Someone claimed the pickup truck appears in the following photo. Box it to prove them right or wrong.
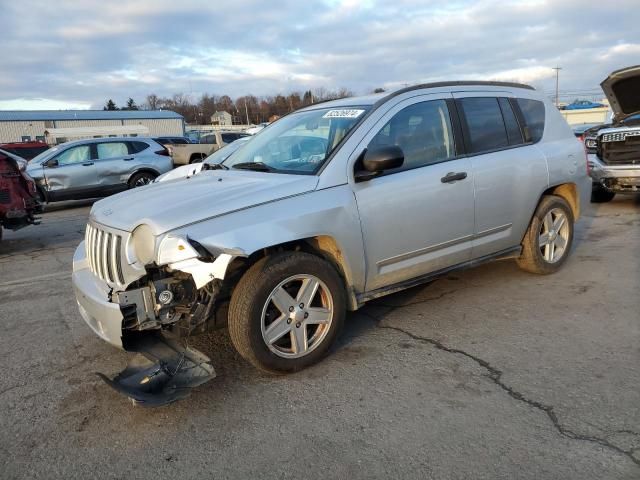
[168,131,249,165]
[586,65,640,202]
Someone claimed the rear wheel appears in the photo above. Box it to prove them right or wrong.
[228,252,345,373]
[128,171,156,188]
[517,195,574,274]
[590,184,616,203]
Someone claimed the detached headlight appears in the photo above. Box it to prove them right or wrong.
[128,224,156,266]
[157,236,201,265]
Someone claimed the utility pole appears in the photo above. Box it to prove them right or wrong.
[553,67,562,107]
[244,99,250,126]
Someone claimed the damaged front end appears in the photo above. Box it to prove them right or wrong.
[74,223,238,406]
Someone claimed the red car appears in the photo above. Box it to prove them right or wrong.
[0,148,41,241]
[0,141,49,160]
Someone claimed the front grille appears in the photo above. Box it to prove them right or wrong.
[85,223,125,285]
[0,189,10,204]
[599,132,640,166]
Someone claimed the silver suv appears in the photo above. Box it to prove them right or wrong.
[27,137,173,202]
[72,82,590,405]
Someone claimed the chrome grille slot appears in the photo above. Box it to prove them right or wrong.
[85,222,125,286]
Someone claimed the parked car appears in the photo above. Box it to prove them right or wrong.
[72,81,589,405]
[27,137,172,203]
[155,136,251,183]
[0,148,41,241]
[0,141,49,160]
[169,131,248,165]
[587,65,640,202]
[561,99,605,110]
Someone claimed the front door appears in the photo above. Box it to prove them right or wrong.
[352,96,475,292]
[43,144,98,201]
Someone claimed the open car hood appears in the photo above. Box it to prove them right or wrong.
[601,65,640,123]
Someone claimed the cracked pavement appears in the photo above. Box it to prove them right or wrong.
[0,197,638,479]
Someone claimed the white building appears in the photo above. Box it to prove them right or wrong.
[0,110,185,144]
[210,111,232,126]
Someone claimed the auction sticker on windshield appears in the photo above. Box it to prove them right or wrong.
[323,109,365,119]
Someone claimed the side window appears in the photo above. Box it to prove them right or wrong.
[55,145,91,166]
[498,98,524,145]
[367,99,455,171]
[516,98,545,143]
[97,142,128,159]
[200,134,216,145]
[458,97,508,153]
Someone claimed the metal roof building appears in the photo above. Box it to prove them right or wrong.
[0,110,185,144]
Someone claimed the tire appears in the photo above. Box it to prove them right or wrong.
[590,184,616,203]
[128,171,156,188]
[228,252,346,373]
[517,195,574,275]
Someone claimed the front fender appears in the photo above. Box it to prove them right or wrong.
[168,186,366,306]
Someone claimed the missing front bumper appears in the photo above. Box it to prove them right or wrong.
[97,332,216,407]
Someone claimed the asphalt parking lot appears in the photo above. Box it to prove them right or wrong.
[0,197,638,479]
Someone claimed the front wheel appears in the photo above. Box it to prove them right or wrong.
[228,252,346,373]
[517,195,574,274]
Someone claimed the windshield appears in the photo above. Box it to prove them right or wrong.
[224,106,370,174]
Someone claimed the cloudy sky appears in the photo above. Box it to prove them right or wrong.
[1,0,638,110]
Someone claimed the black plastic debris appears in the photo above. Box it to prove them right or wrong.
[97,332,215,407]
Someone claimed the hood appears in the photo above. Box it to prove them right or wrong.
[600,65,640,123]
[90,170,319,234]
[155,163,204,183]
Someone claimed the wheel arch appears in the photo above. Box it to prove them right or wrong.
[542,182,579,219]
[225,235,359,311]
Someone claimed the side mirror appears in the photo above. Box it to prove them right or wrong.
[45,159,59,168]
[355,146,404,182]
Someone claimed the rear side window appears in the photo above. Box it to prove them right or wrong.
[97,142,128,159]
[458,97,509,153]
[498,98,524,146]
[516,98,545,143]
[200,134,217,145]
[129,141,150,153]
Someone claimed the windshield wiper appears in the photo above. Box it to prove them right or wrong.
[202,163,228,170]
[232,162,276,172]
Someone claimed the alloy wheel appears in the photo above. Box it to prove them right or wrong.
[538,208,570,263]
[260,274,334,358]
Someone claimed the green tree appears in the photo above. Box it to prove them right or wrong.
[124,98,139,110]
[103,99,118,110]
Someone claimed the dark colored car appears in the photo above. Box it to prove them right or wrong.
[0,148,41,241]
[0,141,49,160]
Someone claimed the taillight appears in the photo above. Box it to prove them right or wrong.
[155,148,171,156]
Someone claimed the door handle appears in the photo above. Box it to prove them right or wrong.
[82,162,94,166]
[441,171,467,183]
[123,157,134,161]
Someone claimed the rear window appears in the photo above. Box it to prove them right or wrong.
[458,97,509,153]
[516,98,545,143]
[129,141,150,153]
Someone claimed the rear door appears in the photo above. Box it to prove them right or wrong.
[453,93,547,257]
[43,144,98,201]
[93,141,134,193]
